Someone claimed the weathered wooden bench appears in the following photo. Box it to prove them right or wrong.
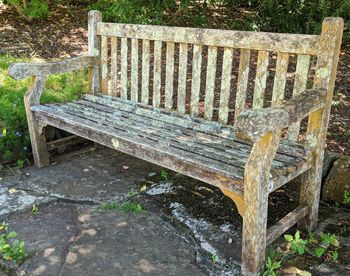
[9,11,343,275]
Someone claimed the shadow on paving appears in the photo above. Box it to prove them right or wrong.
[0,146,349,275]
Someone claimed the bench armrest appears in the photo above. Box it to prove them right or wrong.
[8,56,94,80]
[235,88,327,142]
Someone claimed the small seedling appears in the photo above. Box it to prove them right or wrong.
[160,169,169,181]
[343,191,350,205]
[16,159,25,169]
[126,189,138,197]
[31,204,38,214]
[331,251,339,262]
[263,256,281,276]
[211,254,218,263]
[284,230,307,255]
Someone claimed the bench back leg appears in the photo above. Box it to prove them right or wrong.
[24,76,49,168]
[242,131,281,275]
[298,18,343,230]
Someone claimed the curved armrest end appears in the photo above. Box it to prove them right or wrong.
[235,108,289,142]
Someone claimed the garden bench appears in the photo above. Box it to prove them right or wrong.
[8,11,343,275]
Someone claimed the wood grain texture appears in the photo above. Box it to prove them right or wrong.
[190,44,202,116]
[100,35,108,94]
[165,42,175,110]
[204,46,217,120]
[253,51,269,109]
[235,89,327,142]
[178,43,188,114]
[88,10,102,94]
[299,18,343,231]
[271,52,289,106]
[110,36,118,97]
[24,76,49,167]
[218,47,233,124]
[242,131,281,275]
[266,205,308,245]
[97,22,319,55]
[235,49,250,122]
[153,40,162,107]
[8,56,94,80]
[141,39,150,104]
[288,54,310,141]
[120,37,128,99]
[131,38,139,101]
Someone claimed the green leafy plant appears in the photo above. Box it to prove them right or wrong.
[284,230,308,255]
[7,0,49,21]
[160,169,170,181]
[343,191,350,205]
[0,222,27,263]
[16,159,25,169]
[263,256,281,276]
[101,201,145,213]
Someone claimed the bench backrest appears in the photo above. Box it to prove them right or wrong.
[87,11,343,142]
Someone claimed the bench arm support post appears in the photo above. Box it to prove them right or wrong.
[241,130,281,275]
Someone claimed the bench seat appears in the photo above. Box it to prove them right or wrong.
[32,94,311,196]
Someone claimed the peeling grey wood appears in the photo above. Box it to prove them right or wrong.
[88,10,102,94]
[235,88,327,142]
[190,44,202,116]
[8,56,94,80]
[141,39,150,104]
[97,23,319,55]
[288,54,311,141]
[204,46,217,120]
[271,52,289,106]
[131,38,139,101]
[110,37,118,97]
[153,41,162,108]
[234,49,250,123]
[218,47,233,124]
[266,205,308,245]
[165,42,175,110]
[120,37,128,100]
[100,35,108,94]
[177,43,188,114]
[24,76,49,167]
[253,51,269,109]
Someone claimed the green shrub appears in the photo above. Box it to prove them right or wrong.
[255,0,350,40]
[6,0,49,21]
[0,55,88,164]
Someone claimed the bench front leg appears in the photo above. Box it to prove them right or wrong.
[24,76,49,167]
[241,130,280,275]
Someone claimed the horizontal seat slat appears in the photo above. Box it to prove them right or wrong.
[97,23,319,55]
[69,99,297,168]
[32,95,310,189]
[84,94,307,159]
[32,104,245,195]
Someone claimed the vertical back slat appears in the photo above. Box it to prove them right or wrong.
[253,50,269,108]
[235,49,251,122]
[165,42,175,110]
[120,37,128,99]
[141,39,150,104]
[271,52,289,106]
[100,35,108,94]
[190,44,202,116]
[110,37,118,97]
[153,40,162,107]
[218,47,233,124]
[288,54,311,141]
[130,38,138,101]
[204,46,218,120]
[178,43,188,114]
